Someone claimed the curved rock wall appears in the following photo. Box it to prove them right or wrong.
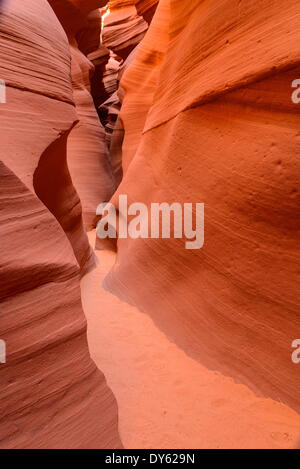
[68,43,115,231]
[135,0,158,23]
[96,0,159,192]
[48,0,116,231]
[105,0,300,412]
[0,0,121,448]
[104,1,148,60]
[113,0,169,173]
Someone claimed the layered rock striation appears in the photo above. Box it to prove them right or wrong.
[0,0,121,449]
[105,0,300,412]
[48,0,116,231]
[104,1,148,60]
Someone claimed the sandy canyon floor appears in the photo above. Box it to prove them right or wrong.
[81,231,300,449]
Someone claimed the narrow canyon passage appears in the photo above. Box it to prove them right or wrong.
[81,232,300,449]
[1,0,300,450]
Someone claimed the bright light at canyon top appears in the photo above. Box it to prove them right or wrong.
[100,6,110,41]
[101,6,111,25]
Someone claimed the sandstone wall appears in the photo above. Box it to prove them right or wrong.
[0,0,121,448]
[48,0,116,231]
[105,0,300,412]
[104,1,148,60]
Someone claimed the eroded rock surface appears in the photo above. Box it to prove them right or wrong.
[0,0,121,449]
[48,0,116,231]
[105,0,300,413]
[104,1,148,60]
[135,0,158,24]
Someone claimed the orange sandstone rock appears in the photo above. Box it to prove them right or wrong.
[68,43,115,231]
[135,0,158,24]
[104,3,148,60]
[48,0,116,231]
[105,0,300,412]
[77,8,103,56]
[0,0,121,448]
[114,0,169,172]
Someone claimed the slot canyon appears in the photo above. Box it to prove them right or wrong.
[0,0,300,450]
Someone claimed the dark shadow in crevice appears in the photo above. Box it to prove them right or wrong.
[33,129,95,274]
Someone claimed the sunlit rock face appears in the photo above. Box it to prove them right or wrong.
[105,0,300,412]
[0,0,121,449]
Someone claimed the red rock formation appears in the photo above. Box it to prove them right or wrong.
[0,0,121,448]
[89,45,111,109]
[77,8,103,56]
[104,1,148,60]
[49,0,107,29]
[96,1,159,190]
[73,5,110,113]
[95,1,159,193]
[135,0,158,24]
[48,0,116,231]
[113,0,168,173]
[104,0,300,413]
[68,43,115,231]
[99,91,121,146]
